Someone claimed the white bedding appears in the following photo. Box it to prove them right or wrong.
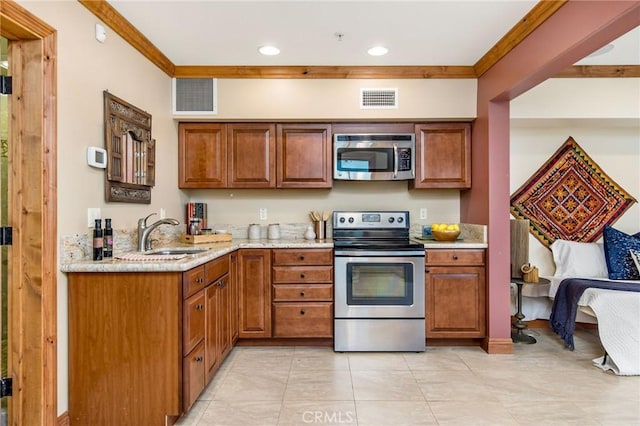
[514,276,640,375]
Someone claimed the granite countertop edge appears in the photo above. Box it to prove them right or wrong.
[61,238,487,273]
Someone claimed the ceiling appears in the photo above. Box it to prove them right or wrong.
[107,0,639,68]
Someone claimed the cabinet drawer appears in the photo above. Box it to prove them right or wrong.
[273,284,333,302]
[205,255,229,284]
[272,303,333,337]
[183,266,206,299]
[272,249,333,266]
[426,249,484,266]
[183,340,205,411]
[272,266,333,283]
[183,291,205,355]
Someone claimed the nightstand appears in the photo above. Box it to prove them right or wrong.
[511,277,551,344]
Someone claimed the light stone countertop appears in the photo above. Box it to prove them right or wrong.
[61,234,487,273]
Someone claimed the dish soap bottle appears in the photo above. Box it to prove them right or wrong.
[103,218,113,259]
[92,219,103,261]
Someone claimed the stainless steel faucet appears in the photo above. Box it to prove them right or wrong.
[137,213,180,251]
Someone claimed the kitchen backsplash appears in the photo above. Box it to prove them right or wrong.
[60,222,486,263]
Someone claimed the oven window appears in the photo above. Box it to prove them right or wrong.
[336,148,393,172]
[346,263,414,305]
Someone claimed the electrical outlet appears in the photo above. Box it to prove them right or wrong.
[420,208,428,220]
[259,208,267,221]
[87,207,101,227]
[160,208,166,219]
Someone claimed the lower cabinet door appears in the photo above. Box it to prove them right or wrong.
[272,303,333,337]
[183,341,205,411]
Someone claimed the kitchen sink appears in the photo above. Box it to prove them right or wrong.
[145,248,209,255]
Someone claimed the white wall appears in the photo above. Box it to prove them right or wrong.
[511,79,640,276]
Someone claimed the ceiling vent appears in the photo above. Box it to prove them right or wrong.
[360,88,398,109]
[172,78,217,115]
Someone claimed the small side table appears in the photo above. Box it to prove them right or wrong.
[511,277,551,344]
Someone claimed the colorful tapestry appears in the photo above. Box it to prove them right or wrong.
[510,137,636,248]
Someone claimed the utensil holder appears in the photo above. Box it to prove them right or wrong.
[314,221,326,240]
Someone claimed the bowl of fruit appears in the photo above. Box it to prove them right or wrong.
[431,223,461,241]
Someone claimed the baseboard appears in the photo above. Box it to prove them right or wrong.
[57,411,70,426]
[482,337,514,354]
[236,338,333,347]
[512,317,599,330]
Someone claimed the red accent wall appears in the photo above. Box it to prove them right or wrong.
[462,1,640,351]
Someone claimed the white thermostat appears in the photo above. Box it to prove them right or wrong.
[87,146,107,169]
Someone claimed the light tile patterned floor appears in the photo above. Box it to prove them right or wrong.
[176,327,640,425]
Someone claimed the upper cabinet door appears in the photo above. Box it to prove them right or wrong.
[276,124,332,189]
[412,123,471,189]
[178,123,227,188]
[227,124,276,188]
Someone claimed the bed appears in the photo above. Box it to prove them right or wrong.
[513,229,640,375]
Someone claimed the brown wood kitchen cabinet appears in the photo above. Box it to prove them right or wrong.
[271,249,334,337]
[238,249,272,338]
[179,122,332,189]
[411,122,471,189]
[67,253,236,425]
[178,122,227,188]
[276,123,332,188]
[425,249,486,338]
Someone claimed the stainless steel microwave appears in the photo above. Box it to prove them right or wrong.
[333,133,415,181]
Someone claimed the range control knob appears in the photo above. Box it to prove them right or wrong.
[339,217,346,223]
[388,217,395,223]
[397,216,404,223]
[348,217,354,223]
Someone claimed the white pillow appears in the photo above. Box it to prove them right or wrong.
[550,240,609,278]
[631,249,640,276]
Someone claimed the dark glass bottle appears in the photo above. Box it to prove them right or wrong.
[103,218,113,258]
[93,219,103,261]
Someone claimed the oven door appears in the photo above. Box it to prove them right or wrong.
[334,252,425,319]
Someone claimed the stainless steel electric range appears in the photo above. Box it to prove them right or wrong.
[333,211,426,352]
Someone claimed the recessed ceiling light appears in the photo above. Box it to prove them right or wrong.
[367,46,388,56]
[258,45,280,56]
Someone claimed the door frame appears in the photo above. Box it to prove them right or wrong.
[0,1,57,425]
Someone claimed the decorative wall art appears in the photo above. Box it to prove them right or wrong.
[103,91,156,203]
[510,137,636,248]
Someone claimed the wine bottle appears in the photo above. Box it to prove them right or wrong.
[103,218,113,258]
[93,219,103,261]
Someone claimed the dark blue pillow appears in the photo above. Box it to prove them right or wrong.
[603,225,640,280]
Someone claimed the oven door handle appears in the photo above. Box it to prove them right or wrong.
[393,144,399,178]
[335,250,425,257]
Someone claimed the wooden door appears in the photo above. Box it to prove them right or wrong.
[0,6,58,425]
[276,123,332,188]
[238,249,272,337]
[178,123,227,188]
[412,123,471,189]
[227,123,276,188]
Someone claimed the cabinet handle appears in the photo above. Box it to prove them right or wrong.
[300,309,305,315]
[300,291,305,297]
[195,356,203,362]
[196,304,204,311]
[300,273,305,279]
[452,255,459,260]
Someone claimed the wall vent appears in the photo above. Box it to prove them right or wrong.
[172,78,217,115]
[360,88,398,109]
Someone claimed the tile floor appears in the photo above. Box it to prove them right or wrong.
[176,326,640,425]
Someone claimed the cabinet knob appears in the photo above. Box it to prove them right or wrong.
[195,356,203,362]
[452,255,458,260]
[196,304,204,311]
[299,256,305,261]
[300,309,305,315]
[300,291,305,297]
[300,273,305,279]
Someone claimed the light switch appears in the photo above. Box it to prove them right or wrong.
[87,208,101,228]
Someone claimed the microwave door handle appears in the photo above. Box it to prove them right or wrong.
[393,144,398,178]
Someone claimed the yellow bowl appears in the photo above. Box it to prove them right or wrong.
[432,229,461,241]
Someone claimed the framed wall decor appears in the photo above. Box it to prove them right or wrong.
[103,91,156,203]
